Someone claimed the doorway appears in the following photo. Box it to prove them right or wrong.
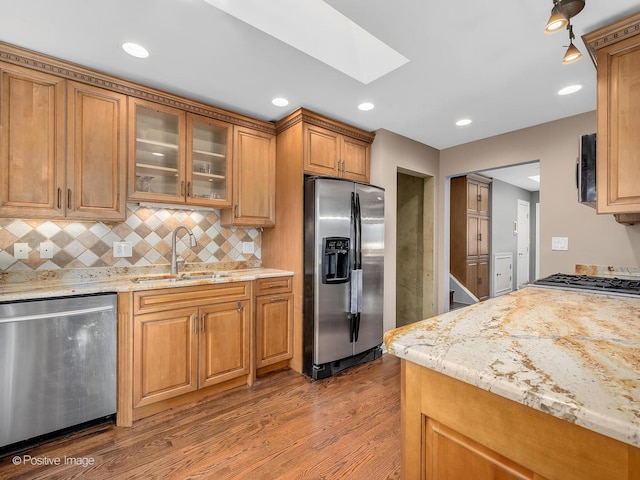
[396,171,434,327]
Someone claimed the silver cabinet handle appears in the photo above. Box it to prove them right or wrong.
[192,314,197,334]
[201,313,205,332]
[237,300,242,312]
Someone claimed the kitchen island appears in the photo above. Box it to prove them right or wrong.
[384,286,640,480]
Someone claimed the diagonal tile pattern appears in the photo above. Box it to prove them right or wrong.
[0,204,261,271]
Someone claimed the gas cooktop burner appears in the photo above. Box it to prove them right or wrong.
[532,273,640,296]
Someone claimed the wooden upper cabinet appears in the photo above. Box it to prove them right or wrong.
[128,98,187,204]
[303,123,340,177]
[67,81,127,221]
[0,63,126,221]
[341,135,370,182]
[128,98,234,208]
[303,120,372,183]
[221,126,276,227]
[0,62,65,218]
[583,12,640,216]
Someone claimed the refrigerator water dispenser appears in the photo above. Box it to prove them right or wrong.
[322,237,350,284]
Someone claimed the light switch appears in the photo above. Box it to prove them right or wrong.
[40,242,55,259]
[551,237,569,251]
[14,243,29,259]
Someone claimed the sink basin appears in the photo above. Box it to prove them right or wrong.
[130,272,231,284]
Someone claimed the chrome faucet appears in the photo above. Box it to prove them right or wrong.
[171,226,197,275]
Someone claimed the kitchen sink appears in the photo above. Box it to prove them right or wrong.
[131,272,231,284]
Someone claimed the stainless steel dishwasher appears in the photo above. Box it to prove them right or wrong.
[0,293,117,452]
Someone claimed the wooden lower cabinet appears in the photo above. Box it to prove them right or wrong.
[401,360,639,480]
[133,308,198,407]
[255,277,294,371]
[199,300,251,388]
[128,283,253,417]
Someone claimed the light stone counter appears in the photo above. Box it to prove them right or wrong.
[0,263,293,302]
[384,286,640,448]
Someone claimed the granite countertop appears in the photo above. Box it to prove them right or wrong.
[0,264,293,302]
[384,286,640,448]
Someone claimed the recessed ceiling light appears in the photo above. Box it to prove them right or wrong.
[272,97,289,107]
[456,119,472,126]
[122,42,149,59]
[558,84,582,95]
[358,102,375,111]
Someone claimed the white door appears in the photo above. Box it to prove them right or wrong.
[517,200,530,289]
[494,253,513,296]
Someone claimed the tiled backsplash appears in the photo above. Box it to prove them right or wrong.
[0,204,260,272]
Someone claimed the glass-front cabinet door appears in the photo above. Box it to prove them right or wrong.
[186,115,232,207]
[128,98,186,203]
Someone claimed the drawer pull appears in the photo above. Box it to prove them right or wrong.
[267,284,286,289]
[270,297,286,303]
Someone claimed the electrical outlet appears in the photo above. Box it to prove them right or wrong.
[39,242,55,259]
[113,241,133,258]
[14,243,29,259]
[242,242,254,254]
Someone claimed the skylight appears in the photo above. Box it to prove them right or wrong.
[203,0,409,84]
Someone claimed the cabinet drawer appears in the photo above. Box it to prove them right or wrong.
[134,282,252,315]
[255,276,293,296]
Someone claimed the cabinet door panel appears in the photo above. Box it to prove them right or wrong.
[467,181,479,213]
[256,293,293,368]
[478,259,490,300]
[303,123,340,176]
[425,419,535,480]
[467,216,479,257]
[186,113,232,208]
[128,98,186,203]
[0,63,65,218]
[479,184,490,214]
[341,136,370,183]
[597,40,640,212]
[199,300,251,388]
[466,261,478,298]
[228,126,275,226]
[133,308,198,407]
[66,81,127,221]
[479,217,490,256]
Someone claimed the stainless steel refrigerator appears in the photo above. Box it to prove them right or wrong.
[304,177,384,380]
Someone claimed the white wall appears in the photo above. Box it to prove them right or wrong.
[370,129,439,333]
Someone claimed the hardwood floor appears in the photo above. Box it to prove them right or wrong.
[1,354,401,480]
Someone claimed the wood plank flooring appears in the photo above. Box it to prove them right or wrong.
[1,354,401,480]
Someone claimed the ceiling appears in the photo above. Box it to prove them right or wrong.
[1,1,638,150]
[479,162,541,192]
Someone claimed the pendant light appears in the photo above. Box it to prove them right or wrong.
[562,24,583,64]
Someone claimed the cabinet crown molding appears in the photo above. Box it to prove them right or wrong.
[275,108,375,144]
[582,11,640,66]
[0,41,275,135]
